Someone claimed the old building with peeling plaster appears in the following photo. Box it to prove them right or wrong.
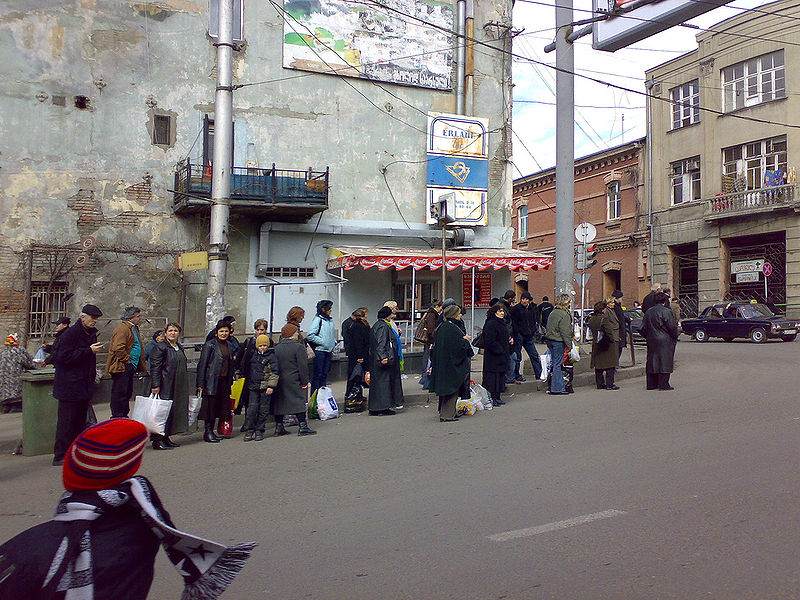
[0,0,519,348]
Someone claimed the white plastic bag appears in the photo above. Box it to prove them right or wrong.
[187,395,202,427]
[315,386,339,421]
[570,342,581,362]
[539,352,550,381]
[470,383,492,409]
[131,394,173,435]
[34,347,46,363]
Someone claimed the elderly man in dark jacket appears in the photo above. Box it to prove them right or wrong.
[368,306,403,416]
[51,304,104,466]
[509,292,542,382]
[641,292,679,390]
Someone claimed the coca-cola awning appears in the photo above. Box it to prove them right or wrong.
[326,246,552,272]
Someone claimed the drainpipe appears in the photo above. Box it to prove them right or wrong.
[464,0,474,116]
[646,78,655,284]
[455,0,466,115]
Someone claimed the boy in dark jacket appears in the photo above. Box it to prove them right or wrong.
[243,335,280,441]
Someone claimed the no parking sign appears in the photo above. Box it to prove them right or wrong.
[762,262,773,277]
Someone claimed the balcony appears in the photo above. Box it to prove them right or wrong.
[173,161,329,222]
[704,184,800,221]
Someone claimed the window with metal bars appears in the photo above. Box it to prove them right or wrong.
[260,267,314,278]
[29,282,69,337]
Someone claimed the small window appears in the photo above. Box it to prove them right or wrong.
[153,114,171,146]
[517,205,528,240]
[29,282,69,337]
[261,266,315,278]
[606,181,621,221]
[670,80,700,129]
[670,156,701,205]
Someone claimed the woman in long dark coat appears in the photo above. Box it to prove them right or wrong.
[368,306,403,416]
[430,304,473,421]
[271,323,315,436]
[149,322,189,449]
[342,307,370,397]
[588,301,619,390]
[196,320,235,443]
[641,292,680,390]
[482,303,510,406]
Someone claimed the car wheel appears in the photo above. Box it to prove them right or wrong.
[782,334,797,342]
[694,329,708,342]
[722,337,734,343]
[749,327,766,343]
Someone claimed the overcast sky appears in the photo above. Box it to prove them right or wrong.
[510,0,767,177]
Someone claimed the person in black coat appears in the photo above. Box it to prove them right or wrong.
[641,292,679,390]
[611,289,631,359]
[196,320,235,443]
[641,284,662,314]
[430,304,473,421]
[43,317,70,366]
[233,319,269,425]
[368,306,403,416]
[342,307,370,398]
[149,323,189,450]
[51,304,104,466]
[482,303,511,406]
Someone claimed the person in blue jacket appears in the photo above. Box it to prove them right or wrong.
[306,299,337,397]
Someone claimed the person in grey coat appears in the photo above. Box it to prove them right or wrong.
[271,323,316,436]
[641,292,680,390]
[368,306,403,416]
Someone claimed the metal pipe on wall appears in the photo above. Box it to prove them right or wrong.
[646,78,655,284]
[464,0,475,116]
[455,0,466,115]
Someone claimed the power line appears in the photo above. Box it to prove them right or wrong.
[515,99,645,109]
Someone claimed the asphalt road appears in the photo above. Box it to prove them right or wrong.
[2,338,799,599]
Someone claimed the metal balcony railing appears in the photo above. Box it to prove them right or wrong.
[173,161,329,210]
[705,183,798,220]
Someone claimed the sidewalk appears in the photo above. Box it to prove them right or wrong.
[0,355,644,455]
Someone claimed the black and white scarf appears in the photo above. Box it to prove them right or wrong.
[43,475,255,600]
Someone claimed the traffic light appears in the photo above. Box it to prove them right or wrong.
[575,245,586,270]
[584,244,598,269]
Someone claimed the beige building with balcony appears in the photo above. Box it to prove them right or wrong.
[645,0,800,318]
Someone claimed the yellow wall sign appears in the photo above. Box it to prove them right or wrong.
[178,251,209,271]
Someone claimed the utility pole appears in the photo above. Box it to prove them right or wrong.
[553,0,575,302]
[206,0,235,333]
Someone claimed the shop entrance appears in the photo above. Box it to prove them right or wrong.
[726,231,786,312]
[670,242,698,318]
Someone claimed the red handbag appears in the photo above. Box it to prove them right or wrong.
[217,396,236,436]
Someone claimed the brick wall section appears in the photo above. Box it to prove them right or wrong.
[67,189,105,237]
[125,181,152,204]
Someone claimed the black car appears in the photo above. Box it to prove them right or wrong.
[680,302,799,343]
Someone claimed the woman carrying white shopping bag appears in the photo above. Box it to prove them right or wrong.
[148,322,189,450]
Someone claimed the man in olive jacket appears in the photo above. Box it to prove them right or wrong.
[106,306,147,418]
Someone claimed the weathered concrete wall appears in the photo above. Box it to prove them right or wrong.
[0,0,515,344]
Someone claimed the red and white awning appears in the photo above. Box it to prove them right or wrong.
[326,246,552,272]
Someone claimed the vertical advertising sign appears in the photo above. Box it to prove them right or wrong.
[426,113,489,226]
[462,271,492,307]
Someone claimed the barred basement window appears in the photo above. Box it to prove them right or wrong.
[29,282,69,337]
[261,267,315,278]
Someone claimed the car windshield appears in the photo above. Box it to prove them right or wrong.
[739,304,774,319]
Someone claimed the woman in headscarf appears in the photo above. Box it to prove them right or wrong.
[430,304,473,421]
[149,322,189,449]
[368,306,404,416]
[482,303,510,406]
[341,307,370,398]
[641,291,680,390]
[544,293,574,395]
[588,301,619,390]
[196,319,235,443]
[0,418,255,599]
[272,323,316,436]
[0,333,34,413]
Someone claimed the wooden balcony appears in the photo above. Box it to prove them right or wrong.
[173,161,329,222]
[704,184,799,221]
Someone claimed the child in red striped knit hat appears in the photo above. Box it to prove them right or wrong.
[0,419,255,599]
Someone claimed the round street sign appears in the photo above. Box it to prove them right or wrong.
[575,222,597,243]
[763,261,773,277]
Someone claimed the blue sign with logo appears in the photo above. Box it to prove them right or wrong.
[427,155,489,190]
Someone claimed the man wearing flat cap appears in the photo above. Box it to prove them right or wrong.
[106,306,147,418]
[51,304,104,465]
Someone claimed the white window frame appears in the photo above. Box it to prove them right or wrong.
[606,181,621,221]
[722,135,787,191]
[670,80,700,129]
[722,50,785,112]
[670,156,701,205]
[517,205,528,240]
